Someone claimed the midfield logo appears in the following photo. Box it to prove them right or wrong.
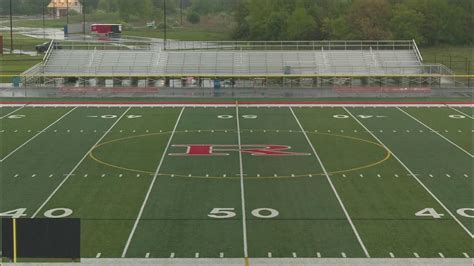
[169,144,310,156]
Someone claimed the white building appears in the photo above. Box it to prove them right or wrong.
[48,0,83,17]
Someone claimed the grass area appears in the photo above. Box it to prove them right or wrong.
[12,13,122,28]
[0,54,42,82]
[1,33,48,51]
[0,104,472,260]
[421,46,474,61]
[11,13,231,41]
[11,18,68,29]
[420,46,474,74]
[123,27,231,41]
[0,33,45,81]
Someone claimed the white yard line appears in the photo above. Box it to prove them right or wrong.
[0,105,27,119]
[236,103,249,260]
[121,107,185,258]
[31,107,131,218]
[397,107,473,158]
[0,107,78,162]
[289,107,370,258]
[446,105,474,119]
[344,107,474,238]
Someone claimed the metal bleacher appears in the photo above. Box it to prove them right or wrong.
[44,50,159,75]
[39,40,436,77]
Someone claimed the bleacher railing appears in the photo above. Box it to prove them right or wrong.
[412,39,423,63]
[51,40,418,52]
[54,41,152,51]
[163,40,417,51]
[42,40,55,71]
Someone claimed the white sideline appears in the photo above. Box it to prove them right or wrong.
[289,107,370,258]
[121,107,185,258]
[1,103,473,108]
[3,258,474,266]
[31,107,132,218]
[235,103,249,259]
[446,105,474,119]
[397,107,474,158]
[343,107,474,239]
[0,107,78,162]
[0,104,27,119]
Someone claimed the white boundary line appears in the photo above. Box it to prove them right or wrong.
[0,107,78,162]
[343,107,474,239]
[121,107,185,258]
[235,103,249,260]
[0,103,473,108]
[397,107,473,158]
[289,107,370,258]
[80,258,473,265]
[446,105,474,119]
[31,107,132,218]
[0,104,27,119]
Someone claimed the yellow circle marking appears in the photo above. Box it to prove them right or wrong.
[88,129,391,179]
[89,131,171,175]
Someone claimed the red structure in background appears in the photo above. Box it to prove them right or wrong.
[90,24,122,36]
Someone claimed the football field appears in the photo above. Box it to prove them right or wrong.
[0,102,473,261]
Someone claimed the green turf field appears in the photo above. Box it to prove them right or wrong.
[0,103,472,261]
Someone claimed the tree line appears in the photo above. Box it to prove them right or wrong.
[232,0,473,46]
[0,0,237,25]
[0,0,101,15]
[96,0,237,22]
[2,0,472,46]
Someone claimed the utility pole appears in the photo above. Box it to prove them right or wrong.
[164,0,167,50]
[66,0,69,25]
[42,0,45,39]
[82,0,86,39]
[9,0,13,54]
[180,0,183,25]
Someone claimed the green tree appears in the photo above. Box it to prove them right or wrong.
[98,0,119,12]
[407,0,461,45]
[266,12,287,40]
[286,5,316,40]
[116,0,154,21]
[191,0,237,15]
[245,0,274,40]
[346,0,392,39]
[390,4,425,44]
[79,0,100,13]
[187,11,200,24]
[231,0,250,39]
[321,16,351,40]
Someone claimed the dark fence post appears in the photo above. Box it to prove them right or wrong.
[468,60,471,88]
[465,58,469,74]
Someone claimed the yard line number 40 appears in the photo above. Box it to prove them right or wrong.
[0,208,73,218]
[416,208,474,219]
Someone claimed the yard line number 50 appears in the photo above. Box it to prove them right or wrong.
[208,208,279,219]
